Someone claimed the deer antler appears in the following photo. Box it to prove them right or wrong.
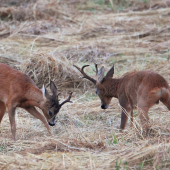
[59,92,73,107]
[94,63,98,75]
[73,65,96,84]
[48,92,73,122]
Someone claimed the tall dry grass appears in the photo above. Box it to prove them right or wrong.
[0,0,170,169]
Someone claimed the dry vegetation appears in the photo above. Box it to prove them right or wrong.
[1,0,170,169]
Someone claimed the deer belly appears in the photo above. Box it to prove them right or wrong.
[0,94,7,103]
[0,89,8,103]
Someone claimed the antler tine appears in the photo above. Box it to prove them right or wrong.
[49,92,73,122]
[59,92,73,107]
[73,65,96,84]
[94,63,98,75]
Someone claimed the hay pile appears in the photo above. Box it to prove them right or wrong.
[20,53,82,88]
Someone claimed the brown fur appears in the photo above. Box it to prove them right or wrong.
[74,64,170,130]
[99,70,170,129]
[0,63,72,140]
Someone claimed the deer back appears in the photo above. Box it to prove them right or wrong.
[117,71,169,107]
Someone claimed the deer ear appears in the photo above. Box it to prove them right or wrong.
[105,65,114,78]
[97,66,105,83]
[42,84,51,100]
[50,81,58,100]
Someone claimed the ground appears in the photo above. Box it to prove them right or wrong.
[0,0,170,169]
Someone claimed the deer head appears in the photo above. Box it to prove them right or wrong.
[74,64,115,110]
[42,81,73,126]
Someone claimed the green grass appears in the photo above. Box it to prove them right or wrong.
[115,159,122,170]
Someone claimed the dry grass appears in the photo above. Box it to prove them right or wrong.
[1,0,170,169]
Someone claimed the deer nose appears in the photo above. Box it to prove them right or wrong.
[101,104,106,109]
[48,122,56,126]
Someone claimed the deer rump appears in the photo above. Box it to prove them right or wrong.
[74,64,170,130]
[118,70,170,130]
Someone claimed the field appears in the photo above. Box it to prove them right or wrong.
[1,0,170,169]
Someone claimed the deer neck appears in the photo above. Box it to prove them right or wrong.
[108,78,121,98]
[25,86,51,120]
[26,86,46,108]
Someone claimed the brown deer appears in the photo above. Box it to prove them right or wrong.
[0,63,73,140]
[74,63,170,130]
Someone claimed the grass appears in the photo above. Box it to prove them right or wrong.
[0,0,170,169]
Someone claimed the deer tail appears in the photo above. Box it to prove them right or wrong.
[149,87,168,98]
[156,87,170,110]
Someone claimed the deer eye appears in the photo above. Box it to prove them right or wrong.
[49,111,53,116]
[96,90,99,95]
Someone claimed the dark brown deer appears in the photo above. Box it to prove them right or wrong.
[74,63,170,130]
[0,63,72,140]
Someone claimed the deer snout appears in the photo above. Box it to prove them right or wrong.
[48,112,56,126]
[101,104,109,109]
[48,118,56,126]
[48,121,56,126]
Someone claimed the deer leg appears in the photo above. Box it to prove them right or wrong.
[120,101,131,130]
[137,97,151,130]
[7,105,16,141]
[138,107,150,130]
[24,106,52,135]
[138,88,164,130]
[0,101,6,123]
[130,110,134,128]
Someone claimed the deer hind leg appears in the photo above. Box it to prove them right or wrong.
[137,104,150,130]
[0,101,6,123]
[24,106,52,135]
[137,89,162,130]
[130,110,134,128]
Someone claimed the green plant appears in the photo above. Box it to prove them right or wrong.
[0,146,3,151]
[95,0,105,6]
[142,0,149,3]
[115,159,122,170]
[107,131,118,145]
[124,162,128,170]
[133,110,138,117]
[112,131,118,144]
[139,161,144,170]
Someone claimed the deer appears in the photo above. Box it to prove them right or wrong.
[74,63,170,131]
[0,63,73,140]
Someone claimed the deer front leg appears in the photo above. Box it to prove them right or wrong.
[7,105,16,141]
[24,106,52,135]
[0,101,6,123]
[119,100,131,130]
